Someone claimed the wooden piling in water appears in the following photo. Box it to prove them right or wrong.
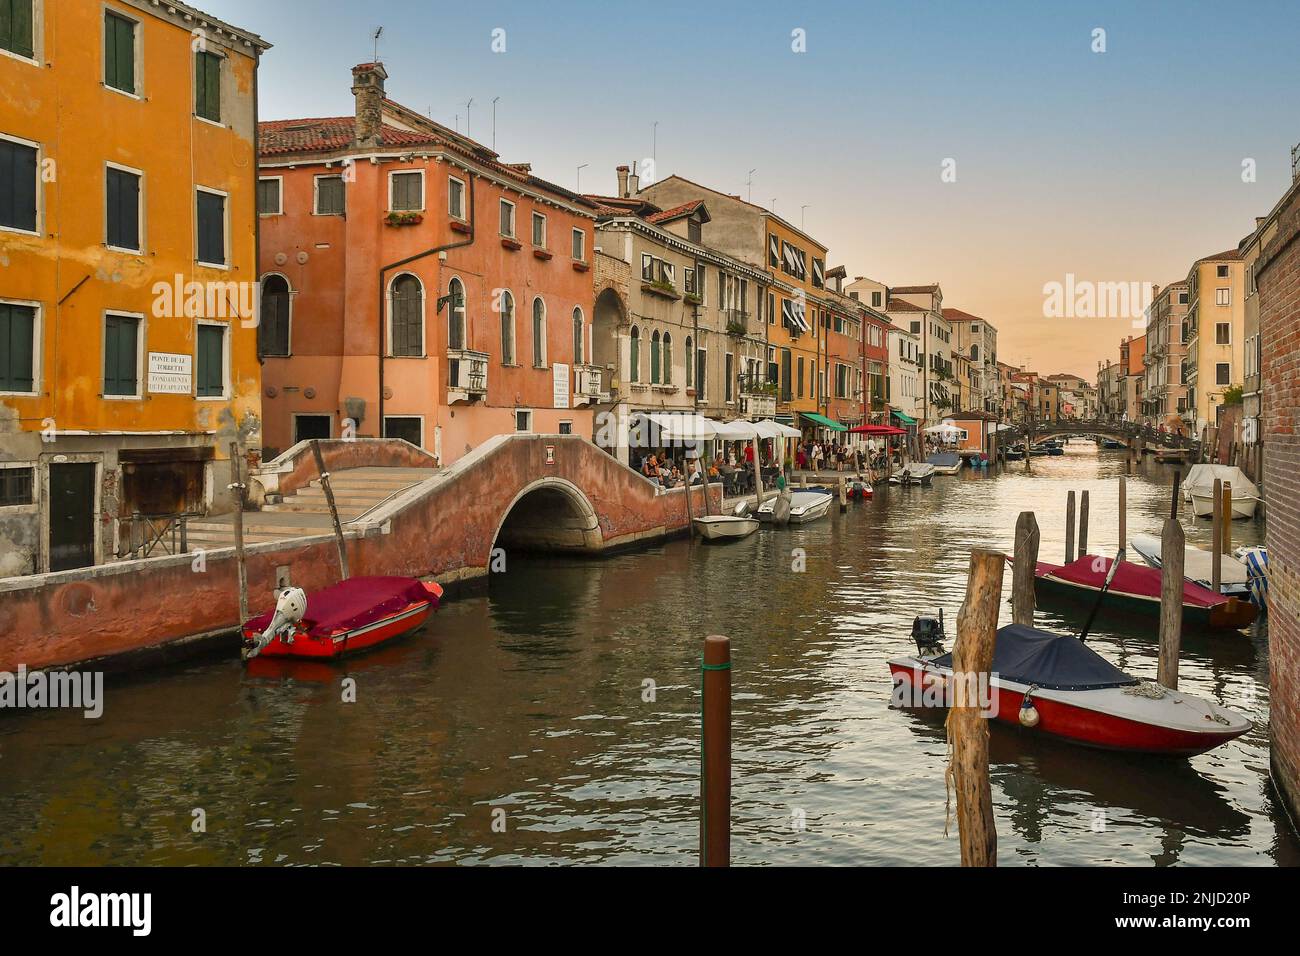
[1211,478,1223,593]
[1012,511,1039,627]
[1170,469,1182,521]
[311,439,350,580]
[1064,491,1076,564]
[1078,490,1090,557]
[1157,518,1184,690]
[948,548,1003,867]
[228,442,249,625]
[839,476,847,512]
[1222,481,1232,554]
[1118,477,1127,559]
[700,634,731,867]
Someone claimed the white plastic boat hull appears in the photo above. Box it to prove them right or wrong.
[757,490,833,524]
[1190,491,1257,520]
[693,515,759,540]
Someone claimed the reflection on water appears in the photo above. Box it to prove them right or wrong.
[0,442,1295,865]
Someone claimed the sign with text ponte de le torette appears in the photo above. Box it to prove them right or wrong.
[147,352,192,394]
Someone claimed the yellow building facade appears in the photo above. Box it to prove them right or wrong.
[1183,251,1245,434]
[0,0,268,575]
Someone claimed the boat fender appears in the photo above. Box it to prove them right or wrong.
[1019,686,1040,728]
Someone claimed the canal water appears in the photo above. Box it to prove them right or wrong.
[1,442,1295,866]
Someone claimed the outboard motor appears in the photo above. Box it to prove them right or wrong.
[242,586,307,661]
[911,609,946,656]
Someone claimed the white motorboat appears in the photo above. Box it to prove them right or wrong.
[926,452,961,475]
[1182,464,1259,519]
[888,463,936,486]
[1130,532,1250,598]
[757,489,833,524]
[693,514,760,541]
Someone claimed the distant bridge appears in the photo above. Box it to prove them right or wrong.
[1001,418,1198,450]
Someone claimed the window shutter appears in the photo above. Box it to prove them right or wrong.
[104,315,138,395]
[2,0,35,59]
[106,13,134,93]
[107,168,139,250]
[0,138,37,232]
[197,191,225,265]
[0,303,34,391]
[198,325,223,396]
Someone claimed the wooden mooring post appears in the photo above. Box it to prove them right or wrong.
[839,476,847,512]
[1064,490,1076,563]
[700,634,731,867]
[1222,481,1232,554]
[1118,476,1127,559]
[1078,490,1090,558]
[1170,469,1182,520]
[1211,478,1223,593]
[311,439,350,579]
[948,549,1003,867]
[1012,511,1040,626]
[1157,518,1184,690]
[228,442,249,625]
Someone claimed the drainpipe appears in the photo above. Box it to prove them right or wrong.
[377,171,476,436]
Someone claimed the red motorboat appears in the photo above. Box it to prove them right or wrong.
[1034,555,1256,631]
[846,480,874,501]
[888,619,1250,756]
[241,576,442,661]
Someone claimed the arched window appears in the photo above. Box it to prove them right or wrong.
[630,327,640,382]
[685,336,694,387]
[532,297,547,367]
[650,330,661,384]
[572,307,584,364]
[259,274,290,357]
[446,277,465,351]
[662,332,672,384]
[391,273,424,356]
[500,290,515,365]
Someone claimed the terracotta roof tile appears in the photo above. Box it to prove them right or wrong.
[647,199,706,224]
[885,298,924,312]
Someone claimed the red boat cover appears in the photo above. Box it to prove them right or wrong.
[245,576,435,637]
[1037,556,1223,609]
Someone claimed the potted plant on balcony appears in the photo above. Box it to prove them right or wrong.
[725,318,747,338]
[684,291,703,306]
[385,211,423,227]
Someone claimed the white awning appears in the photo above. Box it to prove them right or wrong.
[714,420,761,440]
[754,419,801,439]
[634,412,719,441]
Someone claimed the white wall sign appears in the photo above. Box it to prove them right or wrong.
[148,352,192,394]
[552,363,570,409]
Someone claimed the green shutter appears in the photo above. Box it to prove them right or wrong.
[0,303,34,392]
[195,51,221,122]
[105,12,135,93]
[1,0,35,59]
[197,325,223,396]
[104,314,137,396]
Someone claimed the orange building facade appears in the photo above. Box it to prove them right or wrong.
[256,64,597,464]
[0,0,268,575]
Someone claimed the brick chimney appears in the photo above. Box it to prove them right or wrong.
[351,62,388,148]
[616,165,630,198]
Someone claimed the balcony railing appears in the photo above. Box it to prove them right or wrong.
[724,309,752,336]
[447,349,489,404]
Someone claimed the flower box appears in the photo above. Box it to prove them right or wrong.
[501,236,522,250]
[449,219,471,234]
[641,281,680,300]
[385,212,423,227]
[572,260,590,272]
[533,248,553,260]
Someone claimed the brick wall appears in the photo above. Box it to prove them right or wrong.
[1257,177,1300,832]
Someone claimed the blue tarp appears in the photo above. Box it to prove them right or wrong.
[932,624,1137,691]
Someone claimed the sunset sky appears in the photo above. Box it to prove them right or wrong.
[210,0,1300,381]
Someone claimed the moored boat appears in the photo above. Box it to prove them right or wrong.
[1130,532,1250,599]
[926,452,961,475]
[693,514,760,541]
[1182,464,1259,519]
[1034,555,1256,631]
[888,621,1250,756]
[888,462,936,485]
[242,576,442,661]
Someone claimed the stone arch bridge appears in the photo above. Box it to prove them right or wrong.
[1,435,719,672]
[1002,418,1197,451]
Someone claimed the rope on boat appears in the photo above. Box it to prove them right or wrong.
[1123,679,1168,700]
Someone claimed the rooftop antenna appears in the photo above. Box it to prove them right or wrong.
[801,204,810,229]
[652,121,659,165]
[577,163,589,192]
[464,98,474,137]
[492,96,500,151]
[746,169,756,202]
[372,26,383,62]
